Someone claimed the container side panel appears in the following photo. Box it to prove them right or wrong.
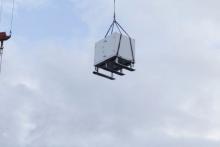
[94,33,120,65]
[118,35,135,61]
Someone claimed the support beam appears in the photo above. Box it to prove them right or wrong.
[114,63,135,71]
[93,71,115,80]
[102,67,125,76]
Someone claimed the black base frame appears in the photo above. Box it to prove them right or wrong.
[93,56,135,80]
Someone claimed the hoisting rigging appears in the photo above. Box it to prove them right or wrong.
[93,0,136,80]
[105,0,131,38]
[0,0,15,72]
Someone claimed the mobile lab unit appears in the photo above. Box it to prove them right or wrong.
[93,0,136,80]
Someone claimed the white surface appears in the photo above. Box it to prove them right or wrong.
[94,32,135,65]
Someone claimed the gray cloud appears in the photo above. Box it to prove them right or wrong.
[0,0,220,146]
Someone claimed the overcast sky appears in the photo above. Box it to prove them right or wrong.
[0,0,220,146]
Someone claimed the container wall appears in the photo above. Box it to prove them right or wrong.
[94,33,120,65]
[94,32,135,65]
[118,35,135,61]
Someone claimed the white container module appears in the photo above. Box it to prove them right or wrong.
[93,0,136,80]
[93,32,136,80]
[94,32,135,66]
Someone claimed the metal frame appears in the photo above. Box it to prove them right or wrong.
[93,55,135,80]
[93,49,135,80]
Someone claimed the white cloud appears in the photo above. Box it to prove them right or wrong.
[16,0,50,8]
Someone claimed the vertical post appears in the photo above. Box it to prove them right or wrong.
[111,72,114,78]
[0,49,3,73]
[10,0,15,34]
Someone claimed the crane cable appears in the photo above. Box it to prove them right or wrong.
[10,0,15,34]
[0,0,4,25]
[0,0,15,34]
[113,0,116,20]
